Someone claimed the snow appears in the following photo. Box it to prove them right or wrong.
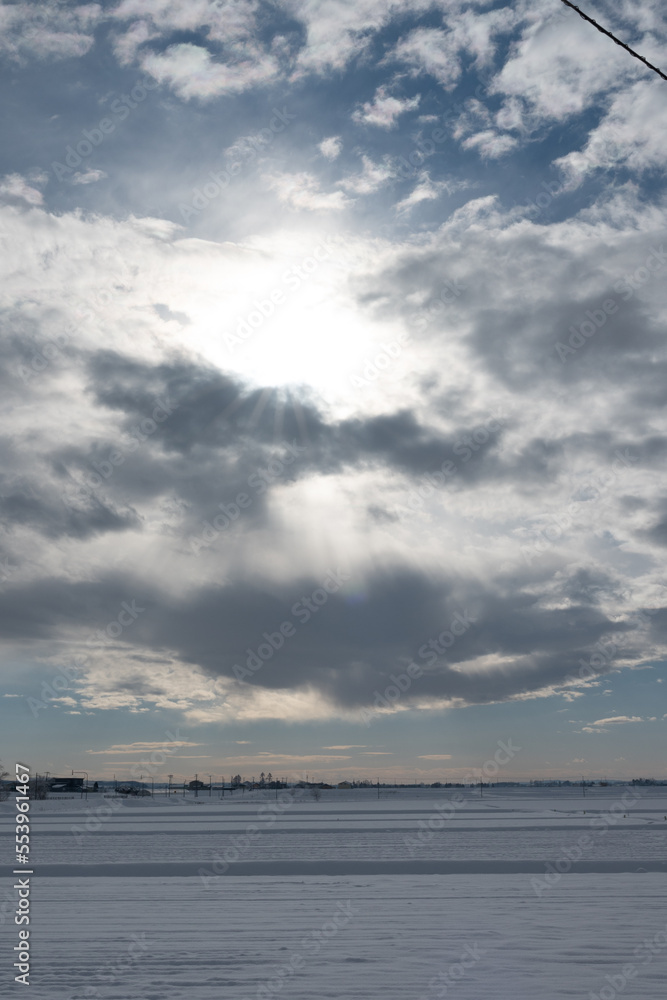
[1,787,666,998]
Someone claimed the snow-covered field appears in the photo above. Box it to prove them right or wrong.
[1,787,666,998]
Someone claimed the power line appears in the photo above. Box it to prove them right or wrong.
[557,0,667,83]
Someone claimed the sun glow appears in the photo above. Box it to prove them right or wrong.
[166,233,411,410]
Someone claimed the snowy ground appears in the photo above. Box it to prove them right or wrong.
[1,787,666,998]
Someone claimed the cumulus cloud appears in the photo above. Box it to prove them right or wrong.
[319,136,343,160]
[489,7,643,122]
[392,27,463,88]
[140,42,279,100]
[338,156,394,195]
[461,130,518,159]
[390,6,516,88]
[110,0,282,98]
[286,0,423,75]
[0,173,44,205]
[352,87,420,128]
[555,80,667,187]
[394,173,448,214]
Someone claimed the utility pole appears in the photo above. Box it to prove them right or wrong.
[208,774,212,797]
[167,774,173,796]
[72,770,88,800]
[195,773,198,798]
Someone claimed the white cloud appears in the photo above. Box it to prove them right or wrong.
[394,172,447,214]
[112,0,282,99]
[322,745,368,749]
[0,2,101,62]
[449,97,518,159]
[591,716,644,725]
[319,136,343,160]
[86,741,203,754]
[266,171,351,211]
[352,86,420,128]
[555,80,667,188]
[140,42,279,100]
[461,130,519,159]
[111,18,158,66]
[72,169,108,186]
[338,156,394,195]
[0,173,44,206]
[392,27,462,88]
[286,0,425,75]
[228,752,352,762]
[582,716,645,732]
[390,7,517,89]
[490,11,640,123]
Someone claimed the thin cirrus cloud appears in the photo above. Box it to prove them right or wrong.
[71,169,108,185]
[581,716,646,733]
[0,1,102,62]
[322,746,369,750]
[85,742,204,754]
[265,170,352,211]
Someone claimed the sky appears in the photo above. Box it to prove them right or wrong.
[1,0,666,784]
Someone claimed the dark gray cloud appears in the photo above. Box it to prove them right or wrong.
[0,558,656,712]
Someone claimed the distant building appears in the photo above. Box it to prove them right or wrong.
[116,782,150,796]
[50,777,84,793]
[337,781,352,789]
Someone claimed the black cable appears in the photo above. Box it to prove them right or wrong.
[557,0,667,83]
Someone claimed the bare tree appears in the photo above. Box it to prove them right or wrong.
[32,776,49,800]
[0,760,8,801]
